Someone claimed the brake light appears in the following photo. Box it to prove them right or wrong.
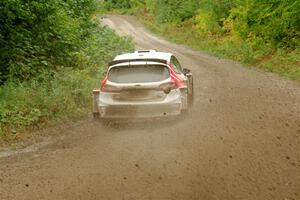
[101,79,121,92]
[101,78,107,91]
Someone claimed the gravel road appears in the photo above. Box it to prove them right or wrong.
[0,15,299,200]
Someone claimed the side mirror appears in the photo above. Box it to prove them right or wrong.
[182,68,191,75]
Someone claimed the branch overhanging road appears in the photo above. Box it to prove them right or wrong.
[0,15,299,200]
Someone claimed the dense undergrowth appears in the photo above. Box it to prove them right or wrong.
[0,0,133,141]
[102,0,300,80]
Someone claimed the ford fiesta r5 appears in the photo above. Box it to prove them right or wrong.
[93,50,193,121]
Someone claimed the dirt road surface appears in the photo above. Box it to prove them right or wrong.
[1,15,300,200]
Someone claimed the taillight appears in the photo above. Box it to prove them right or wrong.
[101,79,120,92]
[100,78,107,91]
[159,81,177,94]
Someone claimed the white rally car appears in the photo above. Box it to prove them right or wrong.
[93,50,193,121]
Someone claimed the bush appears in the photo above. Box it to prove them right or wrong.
[0,0,97,83]
[195,0,236,34]
[0,0,134,137]
[130,0,299,80]
[151,0,199,23]
[0,24,134,136]
[0,69,94,132]
[227,0,300,48]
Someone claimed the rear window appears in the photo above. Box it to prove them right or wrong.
[108,65,170,83]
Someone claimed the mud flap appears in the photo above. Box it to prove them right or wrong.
[180,88,188,111]
[186,74,194,106]
[93,89,100,118]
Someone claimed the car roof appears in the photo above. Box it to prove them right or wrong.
[113,50,173,62]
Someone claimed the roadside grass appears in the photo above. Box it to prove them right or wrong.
[0,68,97,143]
[138,15,300,81]
[0,24,134,144]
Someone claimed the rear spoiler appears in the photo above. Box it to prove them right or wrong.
[108,58,167,66]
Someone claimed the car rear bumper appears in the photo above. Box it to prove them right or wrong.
[99,103,182,118]
[95,89,185,119]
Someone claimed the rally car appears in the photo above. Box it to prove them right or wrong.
[93,50,193,121]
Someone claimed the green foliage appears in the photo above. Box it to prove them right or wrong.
[102,0,199,22]
[105,0,299,50]
[0,0,97,83]
[148,0,199,23]
[0,69,94,135]
[0,25,133,136]
[131,0,299,80]
[141,17,300,80]
[99,0,145,14]
[103,0,132,10]
[227,0,300,48]
[195,0,236,34]
[0,0,134,137]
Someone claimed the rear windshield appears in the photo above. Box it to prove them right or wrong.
[108,65,170,83]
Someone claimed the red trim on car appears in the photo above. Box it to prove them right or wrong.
[167,62,185,88]
[101,77,107,91]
